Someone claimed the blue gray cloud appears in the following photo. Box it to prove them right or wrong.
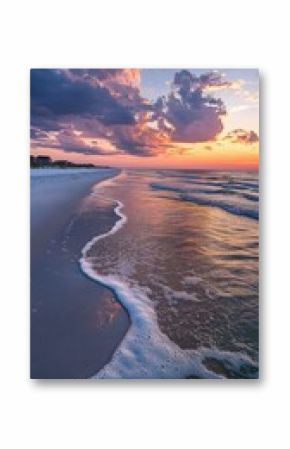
[30,69,258,158]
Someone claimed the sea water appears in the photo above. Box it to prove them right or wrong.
[80,169,259,379]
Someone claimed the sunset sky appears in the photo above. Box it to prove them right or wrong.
[30,69,259,169]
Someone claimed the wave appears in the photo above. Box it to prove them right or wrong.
[153,176,258,189]
[181,193,259,220]
[79,177,258,379]
[242,192,259,202]
[151,182,251,197]
[151,183,258,220]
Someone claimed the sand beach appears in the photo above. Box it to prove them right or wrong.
[30,168,130,379]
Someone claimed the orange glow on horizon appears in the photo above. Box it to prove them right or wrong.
[31,140,259,170]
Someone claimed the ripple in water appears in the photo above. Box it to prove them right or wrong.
[81,169,259,378]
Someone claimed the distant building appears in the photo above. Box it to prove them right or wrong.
[30,154,110,169]
[30,155,52,167]
[36,156,52,166]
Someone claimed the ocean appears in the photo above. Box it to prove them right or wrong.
[79,169,259,379]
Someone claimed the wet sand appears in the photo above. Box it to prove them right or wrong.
[30,168,130,379]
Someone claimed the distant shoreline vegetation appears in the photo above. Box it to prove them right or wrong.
[30,155,110,169]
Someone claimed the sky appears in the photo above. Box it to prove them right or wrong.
[30,68,259,169]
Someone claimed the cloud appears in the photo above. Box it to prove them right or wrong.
[55,129,119,155]
[153,70,226,143]
[31,69,136,128]
[110,123,168,157]
[31,69,166,157]
[224,128,259,144]
[172,70,243,92]
[32,126,120,155]
[31,68,256,158]
[198,72,244,92]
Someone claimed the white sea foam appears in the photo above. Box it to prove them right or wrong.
[79,176,258,379]
[182,275,203,286]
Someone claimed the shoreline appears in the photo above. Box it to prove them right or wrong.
[31,167,258,379]
[81,172,258,379]
[30,168,130,379]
